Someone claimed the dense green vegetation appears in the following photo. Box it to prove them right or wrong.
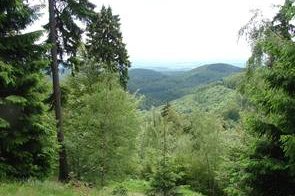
[0,0,295,196]
[0,0,56,179]
[0,180,204,196]
[86,6,131,89]
[64,73,140,186]
[238,1,295,195]
[128,63,243,108]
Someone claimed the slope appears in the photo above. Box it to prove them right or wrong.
[128,63,243,108]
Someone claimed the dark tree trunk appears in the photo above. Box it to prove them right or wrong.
[48,0,68,182]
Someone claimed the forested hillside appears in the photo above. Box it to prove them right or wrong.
[0,0,295,196]
[128,63,243,108]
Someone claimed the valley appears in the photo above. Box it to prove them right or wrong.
[128,63,243,109]
[1,0,294,195]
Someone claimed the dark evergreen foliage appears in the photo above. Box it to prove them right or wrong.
[0,0,55,179]
[2,1,295,195]
[147,160,182,196]
[87,6,131,89]
[241,1,295,195]
[46,0,95,72]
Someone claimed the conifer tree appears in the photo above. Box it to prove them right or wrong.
[48,0,95,181]
[86,6,131,89]
[0,0,56,179]
[241,1,295,195]
[47,0,95,72]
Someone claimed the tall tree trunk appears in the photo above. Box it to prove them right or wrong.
[48,0,68,182]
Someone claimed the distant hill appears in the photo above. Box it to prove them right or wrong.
[128,68,167,82]
[128,63,243,108]
[190,63,242,73]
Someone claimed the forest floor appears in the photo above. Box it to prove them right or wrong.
[0,179,202,196]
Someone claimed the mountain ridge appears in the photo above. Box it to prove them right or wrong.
[128,63,243,108]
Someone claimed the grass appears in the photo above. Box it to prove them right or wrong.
[0,180,99,196]
[0,180,202,196]
[118,179,150,193]
[179,185,204,196]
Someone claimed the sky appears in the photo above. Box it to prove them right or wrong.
[90,0,284,63]
[31,0,285,67]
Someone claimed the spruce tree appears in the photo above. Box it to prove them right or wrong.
[47,0,95,72]
[86,6,131,89]
[47,0,95,181]
[0,0,55,179]
[241,1,295,195]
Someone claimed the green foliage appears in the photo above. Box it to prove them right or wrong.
[0,61,15,87]
[0,0,56,179]
[0,118,9,129]
[215,119,253,196]
[144,104,184,196]
[111,184,128,196]
[0,0,40,32]
[64,72,140,185]
[171,81,243,116]
[0,1,272,195]
[86,6,131,88]
[119,179,150,193]
[177,111,225,195]
[222,72,245,90]
[138,106,186,180]
[0,179,203,196]
[240,1,295,195]
[178,186,204,196]
[148,160,182,196]
[0,180,101,196]
[139,104,226,195]
[128,63,242,108]
[46,0,95,72]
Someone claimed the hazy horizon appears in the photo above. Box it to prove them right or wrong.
[130,59,246,71]
[30,0,284,68]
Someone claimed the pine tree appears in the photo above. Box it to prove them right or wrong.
[47,0,95,182]
[0,0,56,179]
[241,1,295,195]
[86,6,131,89]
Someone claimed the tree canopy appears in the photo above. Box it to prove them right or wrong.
[0,0,56,179]
[87,6,131,89]
[240,1,295,195]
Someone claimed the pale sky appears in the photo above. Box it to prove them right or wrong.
[90,0,284,63]
[31,0,285,65]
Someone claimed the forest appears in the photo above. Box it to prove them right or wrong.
[0,0,295,195]
[128,63,243,108]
